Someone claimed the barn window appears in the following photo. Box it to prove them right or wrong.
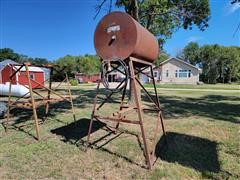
[30,74,34,80]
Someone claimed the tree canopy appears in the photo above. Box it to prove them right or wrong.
[97,0,210,47]
[180,43,240,84]
[0,48,20,61]
[54,54,101,78]
[154,51,170,67]
[180,42,200,65]
[0,48,49,65]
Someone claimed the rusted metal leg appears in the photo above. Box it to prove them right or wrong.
[135,77,159,109]
[87,116,94,146]
[160,112,167,143]
[115,83,127,131]
[150,111,162,162]
[6,78,13,133]
[44,67,53,121]
[65,72,76,122]
[150,65,160,107]
[150,65,166,138]
[25,63,40,141]
[129,59,152,169]
[87,80,101,145]
[96,79,125,110]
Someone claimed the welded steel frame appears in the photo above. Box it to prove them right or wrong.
[5,62,76,141]
[87,57,166,169]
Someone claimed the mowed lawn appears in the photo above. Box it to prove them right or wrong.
[0,84,239,179]
[144,83,240,90]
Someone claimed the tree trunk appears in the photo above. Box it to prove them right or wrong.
[125,0,139,21]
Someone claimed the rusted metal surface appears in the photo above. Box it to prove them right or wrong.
[5,62,76,141]
[128,59,152,169]
[94,11,159,62]
[87,57,166,169]
[25,63,41,140]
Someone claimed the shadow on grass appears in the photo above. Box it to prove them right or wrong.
[51,118,147,168]
[142,93,240,124]
[71,88,121,109]
[7,100,73,124]
[155,132,220,174]
[71,88,240,124]
[3,87,239,140]
[51,118,105,142]
[2,99,75,139]
[74,88,240,124]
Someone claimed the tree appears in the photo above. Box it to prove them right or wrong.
[181,42,200,65]
[0,48,19,61]
[98,0,210,47]
[32,58,49,65]
[54,55,78,78]
[0,48,50,66]
[222,47,240,83]
[54,54,101,80]
[197,45,240,84]
[115,0,139,20]
[77,55,101,75]
[199,45,220,84]
[154,51,170,67]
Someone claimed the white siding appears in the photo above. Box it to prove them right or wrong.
[159,59,199,84]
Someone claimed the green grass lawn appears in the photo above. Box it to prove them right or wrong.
[144,83,240,90]
[0,85,239,179]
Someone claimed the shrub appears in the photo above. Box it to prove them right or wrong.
[69,79,78,86]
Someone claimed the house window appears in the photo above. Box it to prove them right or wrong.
[30,74,34,80]
[188,70,191,77]
[166,70,169,77]
[175,70,191,78]
[154,71,158,78]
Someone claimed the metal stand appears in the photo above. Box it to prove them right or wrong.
[5,62,76,141]
[87,57,166,169]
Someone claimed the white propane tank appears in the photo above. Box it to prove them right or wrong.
[0,82,30,97]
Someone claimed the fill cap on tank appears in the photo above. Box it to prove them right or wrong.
[94,11,159,62]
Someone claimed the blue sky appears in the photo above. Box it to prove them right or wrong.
[0,0,239,61]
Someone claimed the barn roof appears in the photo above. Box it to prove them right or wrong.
[0,59,44,72]
[0,59,18,71]
[14,66,44,72]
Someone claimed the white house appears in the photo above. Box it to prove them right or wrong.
[141,57,201,84]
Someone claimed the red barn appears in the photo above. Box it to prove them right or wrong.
[0,60,44,89]
[75,73,100,83]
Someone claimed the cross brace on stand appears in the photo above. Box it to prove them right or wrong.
[5,62,76,141]
[87,57,166,169]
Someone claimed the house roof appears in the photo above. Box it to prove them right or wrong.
[159,57,201,70]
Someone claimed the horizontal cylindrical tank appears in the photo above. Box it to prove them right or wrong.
[94,11,159,62]
[0,83,30,97]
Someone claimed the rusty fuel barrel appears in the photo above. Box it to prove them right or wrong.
[94,11,159,62]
